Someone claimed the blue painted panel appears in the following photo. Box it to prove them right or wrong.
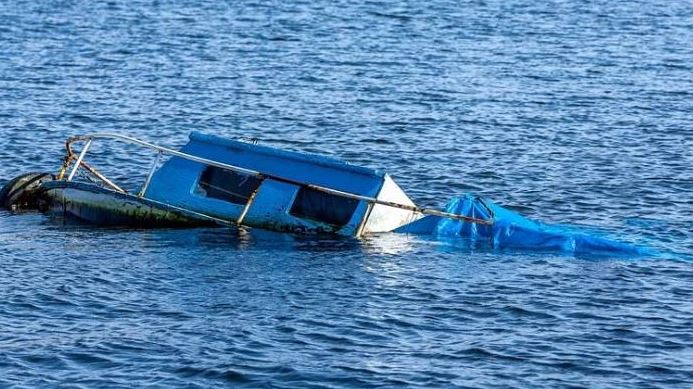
[242,179,369,234]
[144,156,245,221]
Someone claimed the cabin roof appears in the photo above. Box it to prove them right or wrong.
[189,132,384,179]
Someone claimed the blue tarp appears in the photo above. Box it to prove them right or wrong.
[396,194,644,256]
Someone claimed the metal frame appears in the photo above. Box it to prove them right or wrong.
[62,133,494,228]
[138,150,162,197]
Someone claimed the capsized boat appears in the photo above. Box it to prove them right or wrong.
[0,132,644,255]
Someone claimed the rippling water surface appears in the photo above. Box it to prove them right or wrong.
[1,0,692,387]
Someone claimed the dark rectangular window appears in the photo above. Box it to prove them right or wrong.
[289,187,359,226]
[197,166,262,205]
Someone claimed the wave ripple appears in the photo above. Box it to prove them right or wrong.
[1,0,692,387]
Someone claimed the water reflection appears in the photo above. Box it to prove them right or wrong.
[361,233,421,256]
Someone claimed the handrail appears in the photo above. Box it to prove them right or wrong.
[63,133,494,225]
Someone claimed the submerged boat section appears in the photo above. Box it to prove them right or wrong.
[40,180,214,227]
[0,131,643,255]
[3,132,471,236]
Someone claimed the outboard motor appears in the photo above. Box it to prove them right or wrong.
[0,172,54,211]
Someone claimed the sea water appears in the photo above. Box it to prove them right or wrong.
[0,1,691,387]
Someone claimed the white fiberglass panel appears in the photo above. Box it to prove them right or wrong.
[361,174,422,234]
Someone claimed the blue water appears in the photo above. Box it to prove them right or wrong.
[1,0,692,386]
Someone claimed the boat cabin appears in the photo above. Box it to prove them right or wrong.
[143,132,419,236]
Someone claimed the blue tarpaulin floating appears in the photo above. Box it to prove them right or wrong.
[396,194,645,256]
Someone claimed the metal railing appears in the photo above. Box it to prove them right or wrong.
[60,133,494,226]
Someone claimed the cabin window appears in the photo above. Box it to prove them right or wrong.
[197,166,262,205]
[289,187,359,226]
